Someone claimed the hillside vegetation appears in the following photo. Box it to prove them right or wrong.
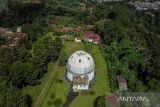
[0,0,159,107]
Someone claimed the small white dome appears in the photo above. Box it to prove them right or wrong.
[67,50,95,74]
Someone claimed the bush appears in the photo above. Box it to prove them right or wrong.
[55,78,63,83]
[59,51,68,66]
[89,90,95,95]
[94,95,105,107]
[53,98,62,106]
[47,100,52,106]
[50,93,55,100]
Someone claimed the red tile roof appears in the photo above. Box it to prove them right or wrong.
[117,76,127,84]
[106,94,117,105]
[63,26,81,31]
[84,31,100,41]
[0,45,7,48]
[75,36,81,40]
[0,27,8,33]
[10,32,26,46]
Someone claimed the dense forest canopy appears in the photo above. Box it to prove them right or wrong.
[0,0,160,107]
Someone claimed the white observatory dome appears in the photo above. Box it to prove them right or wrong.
[67,50,95,74]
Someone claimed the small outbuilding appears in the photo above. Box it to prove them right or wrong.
[74,36,81,42]
[63,26,81,31]
[117,76,127,91]
[0,27,8,35]
[84,31,100,44]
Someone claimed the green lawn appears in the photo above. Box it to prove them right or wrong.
[70,44,110,107]
[42,65,69,107]
[25,41,110,107]
[42,41,110,107]
[64,41,84,55]
[42,41,85,107]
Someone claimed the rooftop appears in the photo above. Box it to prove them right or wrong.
[0,27,8,33]
[67,50,95,74]
[117,76,127,84]
[63,26,81,31]
[11,32,25,46]
[73,75,88,84]
[84,31,100,43]
[75,36,81,40]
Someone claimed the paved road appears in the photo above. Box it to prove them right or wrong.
[62,85,79,107]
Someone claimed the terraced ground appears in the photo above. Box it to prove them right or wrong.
[25,41,110,107]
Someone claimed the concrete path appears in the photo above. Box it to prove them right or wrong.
[62,85,79,107]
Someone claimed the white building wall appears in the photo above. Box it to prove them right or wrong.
[75,38,81,42]
[73,84,89,91]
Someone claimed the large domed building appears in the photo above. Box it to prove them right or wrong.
[66,50,95,91]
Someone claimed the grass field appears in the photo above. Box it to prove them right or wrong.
[25,41,110,107]
[42,41,85,107]
[70,43,110,107]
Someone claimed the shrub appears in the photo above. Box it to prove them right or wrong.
[59,51,68,66]
[47,100,52,106]
[89,90,95,95]
[53,98,62,106]
[94,95,105,107]
[55,78,63,83]
[50,93,55,100]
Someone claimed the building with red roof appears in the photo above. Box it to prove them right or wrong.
[75,36,81,42]
[63,26,81,31]
[0,27,8,35]
[117,76,127,91]
[84,31,100,44]
[9,32,26,46]
[105,94,117,106]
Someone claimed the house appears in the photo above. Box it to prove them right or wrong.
[0,45,7,48]
[86,25,94,31]
[105,94,117,106]
[79,3,87,9]
[9,32,26,46]
[63,26,81,31]
[84,31,100,44]
[0,27,8,35]
[73,75,89,91]
[75,36,81,42]
[16,27,22,32]
[117,76,127,91]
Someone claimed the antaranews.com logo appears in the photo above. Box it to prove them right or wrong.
[105,93,160,107]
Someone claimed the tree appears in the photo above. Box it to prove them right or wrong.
[107,11,116,19]
[53,98,62,106]
[19,36,31,49]
[18,47,31,62]
[87,15,97,24]
[0,0,8,12]
[0,63,9,80]
[59,51,68,66]
[3,86,30,107]
[0,46,31,65]
[94,95,105,107]
[9,61,36,87]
